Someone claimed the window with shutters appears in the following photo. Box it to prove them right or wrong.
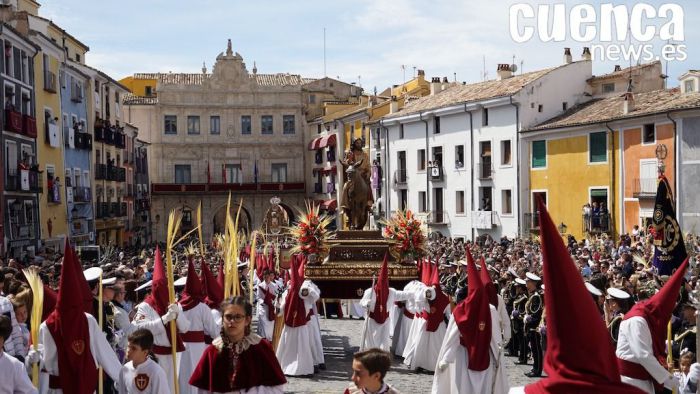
[589,132,607,163]
[531,140,546,168]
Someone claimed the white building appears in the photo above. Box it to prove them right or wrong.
[378,49,593,240]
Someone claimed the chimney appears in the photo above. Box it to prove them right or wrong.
[390,95,399,114]
[497,64,513,80]
[564,47,572,64]
[623,92,635,114]
[430,77,442,95]
[417,69,425,80]
[614,65,622,72]
[582,47,591,61]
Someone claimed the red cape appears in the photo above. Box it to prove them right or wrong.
[452,246,491,371]
[369,253,390,324]
[44,240,98,394]
[422,266,449,332]
[189,338,287,392]
[525,199,644,394]
[284,254,308,327]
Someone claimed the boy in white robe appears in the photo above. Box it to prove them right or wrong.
[117,329,169,394]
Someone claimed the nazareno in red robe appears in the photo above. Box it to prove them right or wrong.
[189,335,287,392]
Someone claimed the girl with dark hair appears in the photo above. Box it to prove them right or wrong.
[189,296,286,393]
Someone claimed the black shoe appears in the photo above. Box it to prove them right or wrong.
[319,363,326,370]
[314,366,320,374]
[525,371,541,378]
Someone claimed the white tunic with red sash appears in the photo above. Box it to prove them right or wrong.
[117,358,169,394]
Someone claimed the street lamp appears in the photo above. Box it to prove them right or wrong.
[558,222,567,235]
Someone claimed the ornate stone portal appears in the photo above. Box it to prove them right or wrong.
[305,230,418,299]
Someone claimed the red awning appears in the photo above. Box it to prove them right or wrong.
[323,166,337,175]
[321,199,337,211]
[307,137,322,151]
[308,134,337,151]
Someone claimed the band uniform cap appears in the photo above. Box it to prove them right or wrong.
[584,282,602,296]
[606,287,630,300]
[174,276,187,287]
[526,272,541,281]
[515,278,527,285]
[83,267,103,282]
[135,280,152,292]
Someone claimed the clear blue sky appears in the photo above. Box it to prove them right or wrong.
[40,0,698,91]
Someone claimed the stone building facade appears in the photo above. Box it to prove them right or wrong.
[122,40,355,242]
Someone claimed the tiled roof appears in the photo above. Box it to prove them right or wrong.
[587,61,660,82]
[385,67,555,119]
[131,72,313,86]
[525,88,700,132]
[122,93,157,105]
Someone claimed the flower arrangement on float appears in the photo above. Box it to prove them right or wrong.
[288,201,334,264]
[381,209,426,263]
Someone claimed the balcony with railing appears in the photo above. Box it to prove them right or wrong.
[471,210,497,229]
[6,169,42,192]
[633,178,657,198]
[394,169,408,185]
[96,202,110,219]
[70,82,83,102]
[44,70,57,93]
[136,199,150,212]
[73,186,92,203]
[109,202,119,217]
[523,212,541,234]
[5,109,22,133]
[95,163,107,180]
[22,115,37,138]
[427,210,449,225]
[478,162,493,180]
[429,165,444,182]
[583,213,612,234]
[75,132,92,150]
[151,182,305,194]
[115,132,126,149]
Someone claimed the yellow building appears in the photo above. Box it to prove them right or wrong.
[31,30,67,251]
[118,74,158,98]
[522,130,620,240]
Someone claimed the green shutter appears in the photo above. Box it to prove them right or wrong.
[532,140,546,168]
[590,189,607,197]
[589,132,607,163]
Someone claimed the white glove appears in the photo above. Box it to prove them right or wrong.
[438,361,448,372]
[688,362,700,384]
[161,309,177,324]
[25,344,44,369]
[663,375,680,392]
[168,303,180,315]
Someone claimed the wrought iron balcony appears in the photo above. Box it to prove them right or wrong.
[427,210,449,225]
[394,169,408,185]
[633,178,657,198]
[583,213,612,234]
[478,162,493,180]
[471,210,497,229]
[73,186,92,203]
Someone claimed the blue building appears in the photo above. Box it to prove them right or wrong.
[60,61,93,246]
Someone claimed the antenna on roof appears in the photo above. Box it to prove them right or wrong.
[453,72,457,82]
[358,75,361,88]
[482,55,487,81]
[401,64,406,86]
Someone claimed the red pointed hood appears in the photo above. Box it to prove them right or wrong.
[525,200,644,394]
[479,257,498,308]
[452,246,491,371]
[144,246,169,315]
[180,256,205,311]
[200,259,223,309]
[370,253,390,324]
[44,239,99,394]
[624,256,689,365]
[284,254,308,327]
